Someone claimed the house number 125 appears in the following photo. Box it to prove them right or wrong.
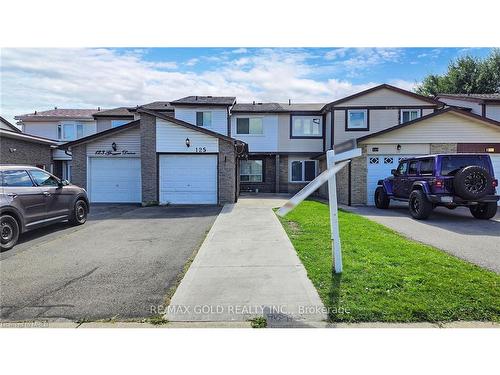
[195,147,207,153]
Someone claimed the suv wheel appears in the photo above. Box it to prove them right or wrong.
[408,190,433,220]
[69,200,88,225]
[453,166,492,200]
[1,215,20,251]
[469,203,498,220]
[375,186,390,209]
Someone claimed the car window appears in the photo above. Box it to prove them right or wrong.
[1,170,34,187]
[408,161,418,175]
[397,162,408,175]
[29,170,59,186]
[440,156,489,176]
[419,158,434,175]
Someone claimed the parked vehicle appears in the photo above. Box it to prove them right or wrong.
[374,154,499,220]
[1,166,89,250]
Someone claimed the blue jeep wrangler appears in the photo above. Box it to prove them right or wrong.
[375,154,499,220]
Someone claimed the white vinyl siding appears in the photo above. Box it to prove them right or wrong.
[277,114,323,152]
[174,107,228,136]
[339,87,435,107]
[236,117,263,135]
[156,119,218,153]
[88,158,141,203]
[52,148,73,161]
[22,121,63,139]
[231,114,278,152]
[86,127,141,156]
[159,154,217,204]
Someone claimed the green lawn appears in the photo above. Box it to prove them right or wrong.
[277,200,500,323]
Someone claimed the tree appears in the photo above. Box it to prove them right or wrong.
[415,49,500,97]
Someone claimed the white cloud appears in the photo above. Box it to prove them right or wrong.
[185,58,199,66]
[230,48,248,54]
[0,48,410,123]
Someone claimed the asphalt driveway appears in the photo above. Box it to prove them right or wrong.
[344,203,500,273]
[0,204,220,321]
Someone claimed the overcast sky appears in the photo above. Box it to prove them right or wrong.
[0,47,493,124]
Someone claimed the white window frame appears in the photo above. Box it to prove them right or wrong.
[235,117,264,136]
[291,115,323,138]
[346,109,368,130]
[400,109,422,124]
[196,111,212,127]
[111,119,130,128]
[58,121,86,141]
[240,160,263,182]
[289,159,318,183]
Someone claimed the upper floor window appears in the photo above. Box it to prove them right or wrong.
[290,160,317,183]
[236,118,263,135]
[196,111,212,127]
[346,109,369,131]
[291,116,322,137]
[400,109,421,123]
[58,122,83,141]
[111,119,130,128]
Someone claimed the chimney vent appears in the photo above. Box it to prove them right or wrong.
[288,99,291,105]
[253,101,255,105]
[97,106,101,111]
[54,106,57,110]
[34,111,37,115]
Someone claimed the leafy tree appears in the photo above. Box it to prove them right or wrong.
[415,49,500,96]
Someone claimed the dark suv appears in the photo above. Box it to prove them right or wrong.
[375,154,499,220]
[1,166,89,250]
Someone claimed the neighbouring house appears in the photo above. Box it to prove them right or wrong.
[0,127,59,170]
[436,93,500,121]
[1,116,22,132]
[61,104,246,205]
[14,108,100,180]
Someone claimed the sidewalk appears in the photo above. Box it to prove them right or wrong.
[165,196,327,325]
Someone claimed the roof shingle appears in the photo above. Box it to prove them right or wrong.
[15,108,99,120]
[232,102,325,113]
[171,96,236,106]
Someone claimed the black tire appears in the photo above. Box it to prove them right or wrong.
[408,190,433,220]
[374,186,390,209]
[69,199,88,226]
[453,166,492,200]
[1,214,20,251]
[469,203,498,220]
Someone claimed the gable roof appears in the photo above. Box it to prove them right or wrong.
[323,84,443,111]
[0,116,22,132]
[436,93,500,104]
[356,107,500,143]
[92,107,134,118]
[15,108,99,121]
[0,127,59,145]
[171,96,236,106]
[140,101,174,111]
[137,108,240,143]
[232,102,325,113]
[60,120,140,148]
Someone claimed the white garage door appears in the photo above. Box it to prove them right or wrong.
[366,155,418,205]
[89,158,141,203]
[159,154,217,204]
[490,155,500,205]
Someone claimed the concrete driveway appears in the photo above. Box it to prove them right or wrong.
[345,203,500,273]
[0,204,220,321]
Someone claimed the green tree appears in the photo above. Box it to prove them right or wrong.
[415,49,500,97]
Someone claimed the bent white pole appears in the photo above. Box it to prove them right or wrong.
[327,149,343,274]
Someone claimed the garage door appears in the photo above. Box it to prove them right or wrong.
[89,158,141,203]
[159,154,217,204]
[366,155,418,205]
[490,155,500,205]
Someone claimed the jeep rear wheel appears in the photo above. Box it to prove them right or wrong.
[469,203,498,220]
[375,186,390,209]
[453,166,492,200]
[408,190,433,220]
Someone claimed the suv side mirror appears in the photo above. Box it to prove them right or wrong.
[58,179,69,188]
[391,169,398,176]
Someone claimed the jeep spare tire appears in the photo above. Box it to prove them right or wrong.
[453,166,492,200]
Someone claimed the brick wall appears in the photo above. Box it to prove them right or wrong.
[430,143,458,154]
[218,139,237,204]
[140,113,157,204]
[0,137,52,169]
[70,144,87,189]
[240,155,276,193]
[316,156,349,205]
[350,145,368,205]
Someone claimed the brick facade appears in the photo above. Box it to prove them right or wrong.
[430,143,458,154]
[70,144,87,189]
[140,113,158,204]
[0,137,52,169]
[218,139,238,204]
[240,155,276,193]
[277,155,309,194]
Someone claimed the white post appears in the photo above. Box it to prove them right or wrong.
[327,149,343,273]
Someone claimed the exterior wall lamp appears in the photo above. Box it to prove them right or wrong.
[396,144,402,151]
[185,138,191,148]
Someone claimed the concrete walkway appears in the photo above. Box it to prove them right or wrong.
[165,196,327,325]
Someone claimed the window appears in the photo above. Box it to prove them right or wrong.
[29,170,59,186]
[240,160,263,182]
[408,161,418,175]
[397,161,408,175]
[384,157,394,164]
[290,160,317,183]
[236,118,263,135]
[440,156,489,176]
[111,120,130,128]
[291,116,322,137]
[419,158,434,175]
[346,109,368,130]
[196,112,212,127]
[1,170,34,187]
[369,157,379,164]
[58,122,85,140]
[400,109,421,123]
